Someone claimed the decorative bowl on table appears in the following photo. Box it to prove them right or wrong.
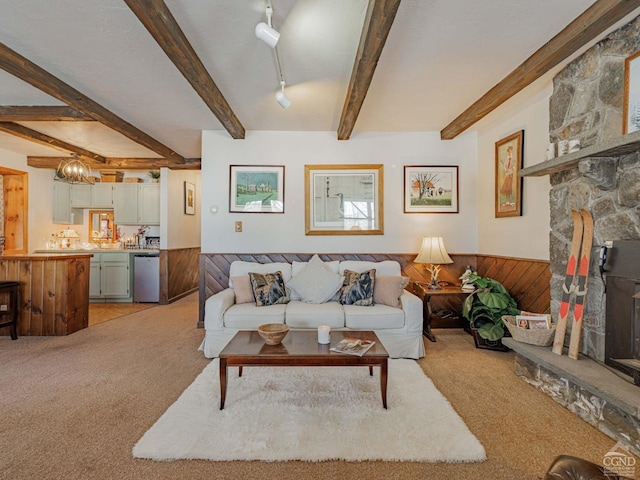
[257,323,290,345]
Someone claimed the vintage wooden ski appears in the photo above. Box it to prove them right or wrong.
[568,209,593,360]
[552,209,583,355]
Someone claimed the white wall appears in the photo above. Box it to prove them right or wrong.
[0,147,57,251]
[201,130,477,254]
[162,167,201,249]
[476,84,552,260]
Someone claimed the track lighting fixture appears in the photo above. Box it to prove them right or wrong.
[275,81,291,109]
[255,5,280,49]
[256,1,292,109]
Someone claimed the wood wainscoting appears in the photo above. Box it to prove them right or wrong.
[198,253,550,328]
[159,247,200,304]
[0,254,90,336]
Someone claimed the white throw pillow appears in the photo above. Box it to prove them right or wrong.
[287,255,344,304]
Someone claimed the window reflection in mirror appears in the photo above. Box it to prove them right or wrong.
[89,210,117,244]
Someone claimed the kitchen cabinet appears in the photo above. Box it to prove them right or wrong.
[114,184,160,225]
[90,252,131,300]
[92,184,114,207]
[70,184,92,207]
[53,182,82,224]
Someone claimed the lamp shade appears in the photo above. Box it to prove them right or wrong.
[255,22,280,48]
[414,236,453,264]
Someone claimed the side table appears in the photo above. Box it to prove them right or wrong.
[412,283,469,342]
[0,281,20,340]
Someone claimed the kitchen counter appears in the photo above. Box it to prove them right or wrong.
[33,249,160,255]
[3,252,93,260]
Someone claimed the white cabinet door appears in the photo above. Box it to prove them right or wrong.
[92,184,114,207]
[114,184,138,224]
[138,184,160,224]
[89,256,102,298]
[101,254,130,297]
[53,182,82,224]
[70,184,92,207]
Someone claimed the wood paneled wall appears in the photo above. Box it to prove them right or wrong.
[198,253,550,327]
[159,247,200,304]
[0,255,89,336]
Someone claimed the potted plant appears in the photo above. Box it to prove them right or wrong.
[461,273,519,350]
[148,170,161,183]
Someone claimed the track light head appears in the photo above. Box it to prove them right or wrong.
[255,22,280,48]
[275,82,291,108]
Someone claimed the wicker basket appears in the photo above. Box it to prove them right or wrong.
[123,177,142,183]
[502,315,556,347]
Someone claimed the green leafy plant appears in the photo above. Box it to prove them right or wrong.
[148,170,161,180]
[461,273,519,341]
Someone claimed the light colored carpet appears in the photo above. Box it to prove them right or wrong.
[133,358,486,463]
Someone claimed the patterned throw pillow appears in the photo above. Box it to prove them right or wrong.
[338,269,376,306]
[249,271,290,306]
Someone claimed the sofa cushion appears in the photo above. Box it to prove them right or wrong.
[290,258,340,301]
[230,275,254,304]
[374,276,410,308]
[344,304,405,329]
[338,269,375,306]
[285,301,345,328]
[249,271,290,306]
[339,260,400,277]
[287,254,343,304]
[223,303,286,329]
[228,261,292,287]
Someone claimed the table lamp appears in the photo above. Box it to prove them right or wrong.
[414,236,453,290]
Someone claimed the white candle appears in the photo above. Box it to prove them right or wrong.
[318,325,331,344]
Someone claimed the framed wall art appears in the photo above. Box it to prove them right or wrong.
[624,51,640,135]
[495,130,524,218]
[184,181,195,215]
[229,165,284,213]
[404,165,459,213]
[304,164,383,235]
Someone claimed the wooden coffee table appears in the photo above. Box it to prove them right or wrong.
[218,330,389,410]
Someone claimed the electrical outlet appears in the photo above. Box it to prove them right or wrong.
[235,221,243,233]
[0,304,8,312]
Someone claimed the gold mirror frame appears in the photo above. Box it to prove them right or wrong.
[88,210,117,243]
[304,164,383,235]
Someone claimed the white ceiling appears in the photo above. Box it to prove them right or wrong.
[0,0,631,160]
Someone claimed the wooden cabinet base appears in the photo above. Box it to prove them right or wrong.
[0,254,90,336]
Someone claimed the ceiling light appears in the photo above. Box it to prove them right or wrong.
[275,81,291,109]
[55,154,94,184]
[255,5,279,48]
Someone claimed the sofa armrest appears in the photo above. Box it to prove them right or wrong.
[204,288,235,331]
[400,289,423,333]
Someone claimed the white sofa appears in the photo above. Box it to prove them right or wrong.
[199,258,425,359]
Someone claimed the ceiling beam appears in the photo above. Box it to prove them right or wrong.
[440,0,640,140]
[125,0,245,140]
[0,41,184,162]
[0,106,93,121]
[0,122,106,163]
[27,156,201,170]
[337,0,402,141]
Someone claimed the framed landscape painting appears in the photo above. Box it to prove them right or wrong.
[624,51,640,134]
[404,165,458,213]
[305,164,383,235]
[229,165,284,213]
[184,181,195,215]
[495,130,524,218]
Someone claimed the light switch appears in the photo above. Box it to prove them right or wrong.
[235,221,242,233]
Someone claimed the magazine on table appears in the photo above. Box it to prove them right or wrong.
[330,337,375,356]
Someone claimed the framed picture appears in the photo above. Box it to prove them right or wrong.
[624,51,640,135]
[495,130,524,218]
[229,165,284,213]
[304,164,383,235]
[184,181,195,215]
[404,165,459,213]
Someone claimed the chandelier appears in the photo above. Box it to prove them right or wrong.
[55,154,94,184]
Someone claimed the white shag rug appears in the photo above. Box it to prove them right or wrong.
[133,359,486,463]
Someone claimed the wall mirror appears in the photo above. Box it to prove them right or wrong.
[89,210,117,243]
[304,164,383,235]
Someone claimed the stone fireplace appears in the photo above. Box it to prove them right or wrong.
[503,14,640,456]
